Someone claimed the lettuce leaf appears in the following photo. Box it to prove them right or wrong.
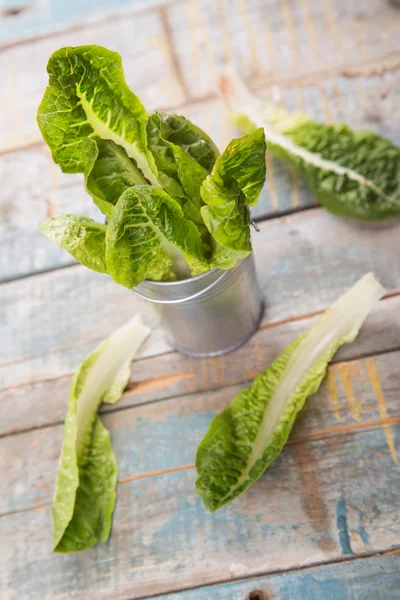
[196,273,385,512]
[200,128,266,253]
[222,69,400,220]
[39,215,108,273]
[84,139,147,219]
[37,45,160,186]
[53,315,150,552]
[106,185,209,287]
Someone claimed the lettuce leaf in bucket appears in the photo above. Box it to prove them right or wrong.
[37,46,267,285]
[221,69,400,220]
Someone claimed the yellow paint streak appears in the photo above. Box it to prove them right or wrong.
[237,0,260,71]
[318,84,334,123]
[326,366,340,420]
[187,0,202,97]
[118,463,194,484]
[264,20,277,70]
[290,165,300,208]
[298,0,318,56]
[322,0,344,62]
[214,0,233,63]
[291,415,400,445]
[280,0,299,67]
[266,149,279,211]
[365,357,398,464]
[338,363,362,422]
[126,373,194,395]
[331,81,342,118]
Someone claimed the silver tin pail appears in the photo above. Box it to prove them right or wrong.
[134,253,264,357]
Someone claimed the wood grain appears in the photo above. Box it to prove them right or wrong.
[148,554,400,599]
[3,345,400,515]
[1,207,400,392]
[2,293,400,437]
[2,1,400,596]
[1,423,399,598]
[1,66,399,280]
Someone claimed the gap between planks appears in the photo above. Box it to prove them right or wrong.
[1,50,400,159]
[1,416,399,521]
[1,286,400,394]
[129,545,400,600]
[0,0,184,53]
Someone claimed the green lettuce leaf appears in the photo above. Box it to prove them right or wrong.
[221,69,400,219]
[200,129,266,253]
[106,185,209,287]
[53,314,151,552]
[39,215,108,273]
[196,273,385,512]
[37,45,159,186]
[84,139,147,218]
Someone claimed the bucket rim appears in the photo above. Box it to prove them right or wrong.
[136,266,220,289]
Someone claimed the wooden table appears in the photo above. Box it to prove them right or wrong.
[1,0,400,598]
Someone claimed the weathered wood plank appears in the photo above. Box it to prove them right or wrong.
[1,0,399,153]
[2,65,399,280]
[149,554,400,600]
[0,0,179,47]
[1,424,399,598]
[1,207,400,392]
[0,8,186,153]
[3,345,400,515]
[2,293,400,437]
[1,0,398,64]
[166,0,400,99]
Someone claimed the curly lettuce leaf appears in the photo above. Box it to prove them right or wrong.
[200,128,266,253]
[53,315,151,552]
[39,215,108,273]
[106,185,209,287]
[37,45,159,186]
[84,139,147,218]
[221,69,400,219]
[196,273,385,512]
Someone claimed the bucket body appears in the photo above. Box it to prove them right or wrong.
[134,254,264,357]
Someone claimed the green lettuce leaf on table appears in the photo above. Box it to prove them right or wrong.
[53,315,150,553]
[196,273,385,512]
[221,69,400,220]
[39,215,108,274]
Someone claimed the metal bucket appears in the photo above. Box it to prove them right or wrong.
[134,253,264,357]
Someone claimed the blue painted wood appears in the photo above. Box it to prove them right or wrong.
[0,0,176,45]
[3,347,400,514]
[2,429,400,599]
[149,554,400,599]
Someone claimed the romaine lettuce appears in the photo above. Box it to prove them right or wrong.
[39,215,108,273]
[106,185,209,287]
[221,69,400,220]
[196,273,385,512]
[37,45,159,186]
[37,47,268,285]
[53,315,150,552]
